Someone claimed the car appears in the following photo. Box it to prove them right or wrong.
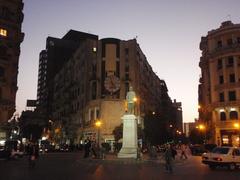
[5,140,24,159]
[190,144,217,156]
[202,146,240,170]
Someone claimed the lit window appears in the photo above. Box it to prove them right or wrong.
[0,28,7,37]
[93,47,97,52]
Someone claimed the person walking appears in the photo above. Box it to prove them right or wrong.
[180,144,188,160]
[84,139,91,158]
[164,144,173,173]
[28,142,39,168]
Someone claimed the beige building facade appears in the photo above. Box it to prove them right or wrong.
[48,32,172,145]
[199,21,240,146]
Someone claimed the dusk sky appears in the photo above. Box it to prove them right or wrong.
[17,0,240,122]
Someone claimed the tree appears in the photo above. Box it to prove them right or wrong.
[144,112,172,145]
[189,128,205,144]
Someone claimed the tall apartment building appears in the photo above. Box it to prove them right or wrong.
[0,0,24,124]
[36,31,97,121]
[37,30,181,145]
[199,21,240,146]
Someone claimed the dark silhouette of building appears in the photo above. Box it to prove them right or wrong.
[0,0,24,128]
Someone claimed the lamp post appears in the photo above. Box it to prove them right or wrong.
[95,120,102,147]
[233,123,240,147]
[197,124,206,144]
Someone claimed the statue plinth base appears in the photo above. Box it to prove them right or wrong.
[118,114,138,159]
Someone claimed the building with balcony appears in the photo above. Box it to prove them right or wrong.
[199,21,240,146]
[0,0,24,125]
[37,30,182,145]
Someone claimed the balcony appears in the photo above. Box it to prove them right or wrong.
[208,100,240,109]
[209,43,240,57]
[214,82,240,91]
[216,120,240,129]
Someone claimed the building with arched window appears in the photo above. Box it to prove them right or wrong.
[199,21,240,146]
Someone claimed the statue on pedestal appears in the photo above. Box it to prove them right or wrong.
[126,86,136,114]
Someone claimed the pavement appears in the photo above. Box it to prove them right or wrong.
[81,151,187,165]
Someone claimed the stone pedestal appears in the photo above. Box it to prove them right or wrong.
[118,114,138,158]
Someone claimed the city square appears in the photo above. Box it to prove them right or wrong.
[1,0,240,179]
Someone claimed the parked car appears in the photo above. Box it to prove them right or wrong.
[5,140,24,159]
[190,144,217,156]
[202,146,240,170]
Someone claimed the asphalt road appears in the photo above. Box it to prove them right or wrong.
[0,152,239,180]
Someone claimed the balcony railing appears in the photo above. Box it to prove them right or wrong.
[207,100,240,109]
[209,43,240,57]
[214,82,240,91]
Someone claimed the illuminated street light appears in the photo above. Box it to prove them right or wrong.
[234,123,240,129]
[133,97,137,102]
[199,124,205,130]
[152,111,155,115]
[95,120,102,147]
[95,120,102,127]
[198,105,201,110]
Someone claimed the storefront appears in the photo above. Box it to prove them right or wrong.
[220,130,240,147]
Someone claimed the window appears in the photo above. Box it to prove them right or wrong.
[227,56,234,67]
[237,37,240,44]
[220,112,226,121]
[232,149,240,156]
[229,91,236,101]
[0,66,4,77]
[125,82,129,96]
[219,92,224,102]
[125,64,129,72]
[0,45,7,57]
[125,48,129,55]
[96,108,100,119]
[217,59,223,69]
[91,82,97,100]
[90,109,94,121]
[212,147,229,154]
[217,40,222,48]
[0,28,7,37]
[229,74,235,83]
[219,75,224,84]
[227,38,233,45]
[230,111,238,120]
[125,73,129,80]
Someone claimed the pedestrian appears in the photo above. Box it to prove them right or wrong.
[180,144,188,160]
[84,139,91,158]
[171,145,177,160]
[91,141,97,158]
[100,144,106,160]
[28,141,39,168]
[164,144,173,173]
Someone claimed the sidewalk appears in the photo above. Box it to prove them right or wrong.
[85,152,187,165]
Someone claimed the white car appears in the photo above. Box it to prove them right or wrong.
[202,146,240,170]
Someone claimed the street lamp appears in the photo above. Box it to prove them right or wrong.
[233,123,240,147]
[95,120,102,147]
[197,124,206,144]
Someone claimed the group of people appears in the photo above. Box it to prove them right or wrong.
[164,143,188,173]
[84,139,105,159]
